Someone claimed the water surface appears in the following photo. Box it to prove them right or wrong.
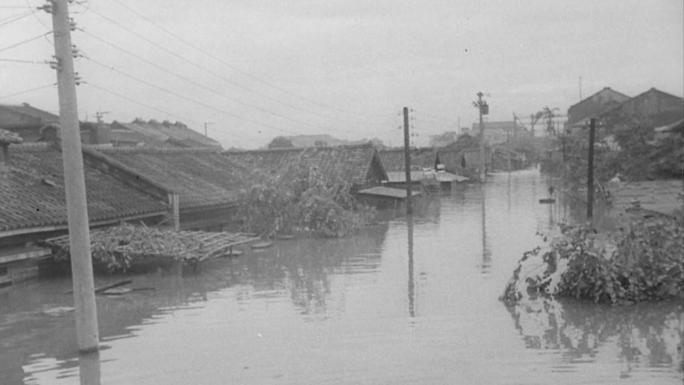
[1,169,682,384]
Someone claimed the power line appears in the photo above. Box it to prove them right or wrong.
[86,81,254,142]
[0,31,51,54]
[103,1,391,121]
[0,10,32,28]
[85,8,345,124]
[0,83,54,99]
[0,57,47,64]
[80,30,333,133]
[82,56,301,137]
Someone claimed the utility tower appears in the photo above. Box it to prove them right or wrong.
[473,92,489,182]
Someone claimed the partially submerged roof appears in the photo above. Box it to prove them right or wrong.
[386,170,432,183]
[0,144,167,235]
[298,144,387,185]
[224,147,307,177]
[378,148,438,172]
[227,144,388,185]
[356,186,422,199]
[89,147,251,210]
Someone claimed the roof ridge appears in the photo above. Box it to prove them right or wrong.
[94,146,220,154]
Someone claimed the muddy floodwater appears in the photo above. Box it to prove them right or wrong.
[1,169,682,384]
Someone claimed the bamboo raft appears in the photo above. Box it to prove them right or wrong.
[42,224,261,273]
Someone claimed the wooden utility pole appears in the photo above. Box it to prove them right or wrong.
[403,107,412,215]
[50,0,99,353]
[475,92,488,182]
[587,118,596,220]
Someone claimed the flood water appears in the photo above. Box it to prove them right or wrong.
[1,169,682,384]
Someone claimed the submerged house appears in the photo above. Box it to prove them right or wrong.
[378,147,466,188]
[0,140,168,285]
[437,147,487,179]
[226,144,388,193]
[85,147,251,231]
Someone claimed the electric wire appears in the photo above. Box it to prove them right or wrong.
[85,7,355,126]
[82,55,300,137]
[0,10,33,28]
[0,31,51,54]
[0,83,54,100]
[80,30,333,133]
[85,82,254,142]
[0,57,47,64]
[108,0,390,120]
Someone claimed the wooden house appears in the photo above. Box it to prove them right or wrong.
[0,141,168,284]
[226,144,388,193]
[85,147,252,231]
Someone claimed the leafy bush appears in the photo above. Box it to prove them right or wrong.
[236,162,375,238]
[502,217,684,304]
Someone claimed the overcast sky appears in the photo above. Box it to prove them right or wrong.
[1,0,682,148]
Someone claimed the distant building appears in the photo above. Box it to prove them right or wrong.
[599,88,684,130]
[471,120,530,145]
[565,87,631,133]
[0,103,60,142]
[110,119,221,148]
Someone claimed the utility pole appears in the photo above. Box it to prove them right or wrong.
[587,118,596,220]
[473,92,489,182]
[95,111,109,123]
[50,0,99,353]
[403,107,412,215]
[203,122,213,137]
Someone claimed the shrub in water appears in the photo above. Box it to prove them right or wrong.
[503,217,684,304]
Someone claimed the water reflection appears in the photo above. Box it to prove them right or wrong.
[78,351,101,385]
[407,215,415,318]
[508,298,684,376]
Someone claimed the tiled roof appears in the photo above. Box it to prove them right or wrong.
[111,120,221,148]
[297,144,387,185]
[226,144,387,185]
[224,147,307,177]
[0,104,59,123]
[92,147,251,210]
[0,144,167,234]
[379,148,437,172]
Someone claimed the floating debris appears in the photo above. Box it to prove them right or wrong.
[42,225,260,273]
